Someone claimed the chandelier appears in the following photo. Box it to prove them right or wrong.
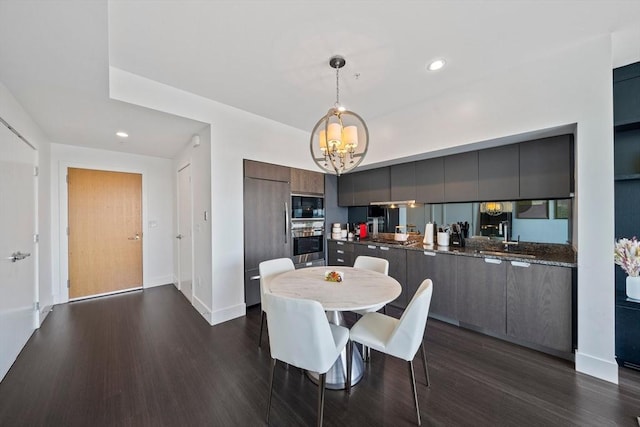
[482,202,504,216]
[310,55,369,176]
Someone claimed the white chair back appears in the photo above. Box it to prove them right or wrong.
[386,279,433,361]
[258,258,294,310]
[353,256,389,275]
[264,293,340,374]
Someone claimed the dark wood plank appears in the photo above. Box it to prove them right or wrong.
[1,285,639,426]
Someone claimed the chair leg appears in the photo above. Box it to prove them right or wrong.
[266,358,276,424]
[317,373,326,427]
[408,361,421,426]
[346,340,352,394]
[420,343,430,387]
[258,310,266,348]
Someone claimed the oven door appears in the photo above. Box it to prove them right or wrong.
[292,235,324,263]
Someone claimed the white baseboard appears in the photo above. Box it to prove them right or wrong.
[210,303,246,326]
[144,275,174,288]
[575,351,619,384]
[192,295,212,324]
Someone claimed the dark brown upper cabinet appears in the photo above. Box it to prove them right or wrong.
[444,151,479,202]
[478,144,519,201]
[415,157,445,203]
[390,162,416,201]
[519,135,574,199]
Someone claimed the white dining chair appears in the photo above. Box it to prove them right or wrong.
[264,293,351,427]
[348,279,433,426]
[352,255,389,316]
[258,258,294,348]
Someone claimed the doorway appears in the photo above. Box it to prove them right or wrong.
[177,164,193,302]
[67,168,142,299]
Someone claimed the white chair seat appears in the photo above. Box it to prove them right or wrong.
[329,323,349,350]
[352,256,390,316]
[349,312,398,354]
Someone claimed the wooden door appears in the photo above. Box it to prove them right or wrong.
[68,168,142,299]
[0,123,36,381]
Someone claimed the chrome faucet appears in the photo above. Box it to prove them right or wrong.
[499,220,519,250]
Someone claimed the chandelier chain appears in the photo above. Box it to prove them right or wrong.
[335,66,340,107]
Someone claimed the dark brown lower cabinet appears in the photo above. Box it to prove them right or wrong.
[406,250,457,322]
[456,256,507,336]
[327,240,354,267]
[506,261,573,353]
[354,243,408,309]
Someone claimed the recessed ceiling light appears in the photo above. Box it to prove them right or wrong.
[116,131,129,138]
[427,59,446,71]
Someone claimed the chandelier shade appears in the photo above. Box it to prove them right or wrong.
[310,56,369,175]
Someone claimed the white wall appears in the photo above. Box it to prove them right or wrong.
[173,124,213,322]
[0,80,53,324]
[50,143,175,303]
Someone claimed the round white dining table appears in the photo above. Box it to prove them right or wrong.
[269,266,402,389]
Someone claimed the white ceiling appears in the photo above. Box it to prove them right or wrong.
[1,0,640,159]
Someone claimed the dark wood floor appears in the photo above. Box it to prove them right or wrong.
[1,285,639,426]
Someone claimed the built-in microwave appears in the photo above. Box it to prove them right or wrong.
[291,195,324,219]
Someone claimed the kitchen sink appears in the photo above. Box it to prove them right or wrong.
[478,250,536,259]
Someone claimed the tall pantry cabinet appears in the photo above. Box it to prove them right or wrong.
[243,160,291,306]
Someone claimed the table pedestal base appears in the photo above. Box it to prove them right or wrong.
[307,310,364,390]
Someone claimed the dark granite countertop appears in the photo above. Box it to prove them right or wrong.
[329,235,576,268]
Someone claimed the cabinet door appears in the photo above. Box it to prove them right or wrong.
[244,159,290,182]
[519,135,573,199]
[478,145,519,200]
[406,250,457,321]
[378,245,408,309]
[506,262,572,352]
[391,163,416,201]
[614,76,640,126]
[338,173,354,206]
[291,168,324,195]
[444,151,479,202]
[243,178,291,269]
[415,157,445,203]
[368,167,391,203]
[351,171,370,206]
[457,256,506,335]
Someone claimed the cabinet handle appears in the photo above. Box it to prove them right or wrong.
[305,262,313,266]
[367,245,376,249]
[250,275,260,280]
[337,258,344,263]
[337,250,344,254]
[511,261,531,268]
[284,202,289,244]
[379,246,390,251]
[423,251,436,256]
[337,241,344,246]
[484,258,502,265]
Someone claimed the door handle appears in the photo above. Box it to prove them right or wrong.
[176,234,183,239]
[128,233,141,240]
[6,251,31,262]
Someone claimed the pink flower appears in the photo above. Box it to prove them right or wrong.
[615,237,640,277]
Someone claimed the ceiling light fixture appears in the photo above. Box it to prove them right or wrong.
[427,59,446,71]
[310,55,369,176]
[116,131,129,138]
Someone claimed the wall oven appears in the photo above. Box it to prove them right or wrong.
[291,220,325,266]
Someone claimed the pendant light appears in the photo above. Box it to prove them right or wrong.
[310,55,369,175]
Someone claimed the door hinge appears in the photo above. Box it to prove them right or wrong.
[67,279,70,289]
[66,227,69,236]
[33,166,39,177]
[34,301,40,311]
[33,233,39,243]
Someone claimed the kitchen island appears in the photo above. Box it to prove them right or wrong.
[327,236,576,360]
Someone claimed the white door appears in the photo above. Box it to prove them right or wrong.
[177,164,193,302]
[0,122,36,381]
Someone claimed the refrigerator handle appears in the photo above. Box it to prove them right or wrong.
[284,202,289,244]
